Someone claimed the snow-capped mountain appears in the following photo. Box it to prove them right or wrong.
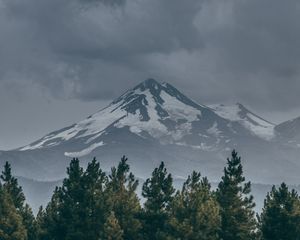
[2,79,300,184]
[18,79,272,154]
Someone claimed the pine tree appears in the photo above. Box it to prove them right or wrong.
[1,162,25,210]
[37,188,63,240]
[57,158,88,240]
[259,183,300,240]
[37,158,109,240]
[1,162,36,240]
[142,162,175,240]
[22,204,38,240]
[35,206,47,240]
[0,184,27,240]
[104,211,124,240]
[82,158,107,239]
[105,156,142,240]
[169,171,221,240]
[216,150,257,240]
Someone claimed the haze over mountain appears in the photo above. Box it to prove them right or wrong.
[1,79,300,187]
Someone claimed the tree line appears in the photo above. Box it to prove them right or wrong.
[1,150,300,240]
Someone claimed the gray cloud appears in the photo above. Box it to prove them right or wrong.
[0,0,300,111]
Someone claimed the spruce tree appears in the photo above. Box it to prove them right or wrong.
[0,184,27,240]
[105,156,142,240]
[216,150,257,240]
[259,183,300,240]
[142,162,175,240]
[169,172,221,240]
[104,211,124,240]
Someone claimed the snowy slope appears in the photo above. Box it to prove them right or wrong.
[275,117,300,147]
[209,103,275,140]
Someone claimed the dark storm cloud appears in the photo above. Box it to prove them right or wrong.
[0,0,300,111]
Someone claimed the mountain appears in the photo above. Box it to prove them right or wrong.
[1,79,300,185]
[275,117,300,147]
[209,103,275,140]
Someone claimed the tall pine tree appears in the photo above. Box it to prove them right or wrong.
[216,150,257,240]
[56,158,88,240]
[142,162,175,240]
[1,162,25,210]
[82,158,107,239]
[0,184,27,240]
[259,183,300,240]
[169,171,221,240]
[1,162,36,240]
[105,156,142,240]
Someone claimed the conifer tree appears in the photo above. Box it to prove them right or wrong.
[1,162,36,240]
[35,207,46,240]
[82,158,107,239]
[37,158,87,240]
[104,211,124,240]
[169,172,221,240]
[1,162,25,210]
[216,150,257,240]
[142,162,175,240]
[37,158,109,240]
[259,183,300,240]
[57,158,87,240]
[0,184,27,240]
[37,188,63,240]
[22,204,38,240]
[105,156,142,240]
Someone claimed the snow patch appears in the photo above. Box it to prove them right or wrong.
[64,142,105,158]
[207,122,221,137]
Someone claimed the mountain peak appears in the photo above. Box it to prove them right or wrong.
[132,78,163,92]
[141,78,161,87]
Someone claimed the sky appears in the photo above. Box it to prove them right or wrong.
[1,0,300,150]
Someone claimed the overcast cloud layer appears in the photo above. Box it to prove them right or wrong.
[1,0,300,109]
[1,0,300,149]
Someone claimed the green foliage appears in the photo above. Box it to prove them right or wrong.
[37,156,141,240]
[82,158,107,239]
[169,172,221,240]
[104,211,124,240]
[36,189,63,240]
[38,158,108,240]
[1,162,36,240]
[216,150,257,240]
[5,151,300,240]
[0,185,27,240]
[105,156,142,240]
[142,162,175,240]
[259,183,300,240]
[22,204,38,240]
[1,162,26,210]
